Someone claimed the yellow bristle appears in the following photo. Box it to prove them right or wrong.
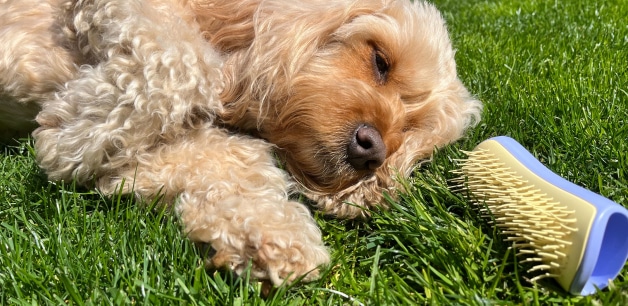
[454,148,578,282]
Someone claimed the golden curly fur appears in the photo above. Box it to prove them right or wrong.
[0,0,481,285]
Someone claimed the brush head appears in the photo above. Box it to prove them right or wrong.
[453,143,579,283]
[453,136,628,295]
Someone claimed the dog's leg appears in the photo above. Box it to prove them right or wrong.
[33,0,223,183]
[100,128,330,286]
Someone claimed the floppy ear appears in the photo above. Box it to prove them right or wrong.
[190,0,260,52]
[219,0,386,130]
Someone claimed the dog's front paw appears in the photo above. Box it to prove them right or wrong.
[255,235,330,285]
[207,235,330,286]
[182,197,330,286]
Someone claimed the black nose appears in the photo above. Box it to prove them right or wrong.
[347,125,386,171]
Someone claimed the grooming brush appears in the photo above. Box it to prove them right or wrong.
[454,136,628,295]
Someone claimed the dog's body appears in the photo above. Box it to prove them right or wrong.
[0,0,481,285]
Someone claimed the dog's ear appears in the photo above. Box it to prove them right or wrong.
[219,0,387,130]
[248,0,385,81]
[190,0,261,52]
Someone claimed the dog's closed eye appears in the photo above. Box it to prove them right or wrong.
[371,46,390,85]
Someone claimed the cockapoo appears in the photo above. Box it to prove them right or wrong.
[0,0,481,285]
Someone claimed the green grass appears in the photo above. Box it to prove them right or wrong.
[1,0,627,304]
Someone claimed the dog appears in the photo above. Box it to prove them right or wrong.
[0,0,481,286]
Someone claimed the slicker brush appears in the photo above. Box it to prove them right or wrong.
[454,136,628,295]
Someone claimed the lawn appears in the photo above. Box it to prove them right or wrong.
[1,0,627,304]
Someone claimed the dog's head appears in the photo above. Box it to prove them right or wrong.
[193,0,481,218]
